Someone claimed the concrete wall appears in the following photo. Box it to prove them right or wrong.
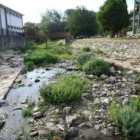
[0,36,26,50]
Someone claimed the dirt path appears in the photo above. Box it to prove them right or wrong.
[0,50,23,101]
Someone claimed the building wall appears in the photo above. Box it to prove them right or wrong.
[0,7,6,29]
[7,10,23,33]
[0,6,23,34]
[0,36,26,50]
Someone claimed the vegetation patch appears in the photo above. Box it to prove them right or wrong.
[82,59,110,76]
[25,61,35,71]
[39,74,90,105]
[95,49,106,55]
[109,98,140,140]
[83,47,91,52]
[22,108,32,117]
[12,43,37,53]
[77,53,91,67]
[23,41,75,69]
[24,50,59,66]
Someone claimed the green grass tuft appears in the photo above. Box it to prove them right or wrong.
[77,53,91,67]
[22,108,32,117]
[109,99,140,140]
[82,59,110,76]
[39,74,90,105]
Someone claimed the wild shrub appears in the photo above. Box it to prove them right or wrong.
[109,100,140,140]
[82,59,110,76]
[24,50,59,66]
[77,53,91,66]
[22,108,32,117]
[135,74,140,83]
[12,43,37,53]
[83,47,90,52]
[39,74,90,104]
[25,61,35,70]
[95,49,106,55]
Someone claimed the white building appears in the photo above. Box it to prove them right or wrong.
[0,4,24,36]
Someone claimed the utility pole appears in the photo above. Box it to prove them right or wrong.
[133,0,136,34]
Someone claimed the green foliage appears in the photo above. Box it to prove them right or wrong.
[12,43,37,53]
[22,108,32,117]
[95,49,106,55]
[39,74,90,105]
[83,47,91,52]
[23,41,74,69]
[41,10,67,34]
[77,53,91,66]
[67,7,98,37]
[83,59,110,76]
[24,50,59,66]
[109,100,140,140]
[97,0,129,37]
[25,61,35,70]
[47,131,56,140]
[135,74,140,83]
[130,98,140,113]
[24,22,39,36]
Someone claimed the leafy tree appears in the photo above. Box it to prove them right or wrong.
[38,21,48,45]
[41,10,67,33]
[66,7,98,37]
[97,0,129,37]
[24,22,39,36]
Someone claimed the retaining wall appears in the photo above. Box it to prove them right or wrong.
[0,36,26,50]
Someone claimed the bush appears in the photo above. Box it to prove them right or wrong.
[25,61,35,70]
[22,108,32,117]
[12,43,37,53]
[77,53,91,66]
[39,74,90,104]
[82,59,110,76]
[95,49,106,55]
[24,50,59,66]
[83,47,90,52]
[109,101,140,140]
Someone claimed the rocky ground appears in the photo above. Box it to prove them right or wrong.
[0,39,140,140]
[0,50,23,101]
[20,63,139,140]
[72,39,140,73]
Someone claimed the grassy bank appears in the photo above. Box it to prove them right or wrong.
[15,41,75,70]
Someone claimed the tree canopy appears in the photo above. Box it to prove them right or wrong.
[41,10,67,33]
[97,0,129,37]
[66,7,98,37]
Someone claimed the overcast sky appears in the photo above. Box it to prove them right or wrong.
[0,0,134,24]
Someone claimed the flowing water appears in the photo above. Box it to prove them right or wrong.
[0,68,65,140]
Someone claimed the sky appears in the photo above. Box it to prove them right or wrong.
[0,0,134,24]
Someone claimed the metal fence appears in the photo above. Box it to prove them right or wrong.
[0,28,24,37]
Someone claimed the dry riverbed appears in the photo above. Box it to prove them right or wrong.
[0,39,140,140]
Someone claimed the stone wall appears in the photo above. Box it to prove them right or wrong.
[0,36,26,51]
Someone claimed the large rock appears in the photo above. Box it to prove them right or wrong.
[0,120,5,129]
[30,131,38,137]
[38,129,48,139]
[33,111,43,119]
[45,122,59,132]
[106,77,116,84]
[65,114,78,127]
[66,127,78,137]
[101,127,115,137]
[63,107,72,115]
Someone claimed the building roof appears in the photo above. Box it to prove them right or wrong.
[130,14,140,21]
[0,3,24,16]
